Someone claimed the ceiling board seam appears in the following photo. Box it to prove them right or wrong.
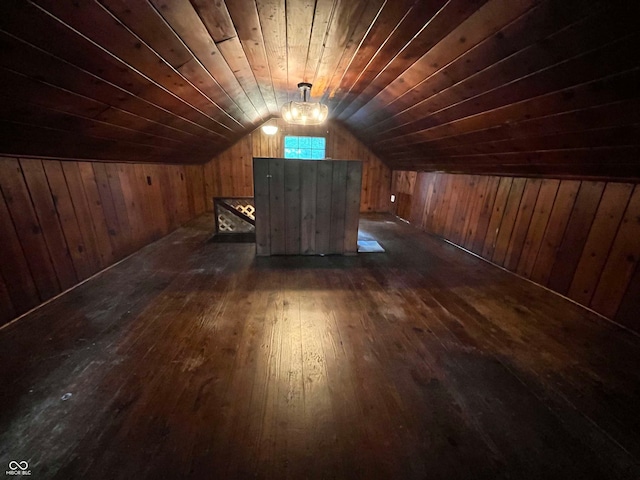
[1,66,206,142]
[309,0,339,91]
[216,1,273,119]
[406,100,640,148]
[373,36,640,147]
[316,0,388,103]
[251,0,280,112]
[330,0,406,107]
[359,0,548,133]
[378,68,640,150]
[365,3,625,137]
[143,0,253,127]
[338,0,454,120]
[27,0,239,136]
[0,27,225,142]
[0,119,183,154]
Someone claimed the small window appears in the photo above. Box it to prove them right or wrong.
[284,136,326,160]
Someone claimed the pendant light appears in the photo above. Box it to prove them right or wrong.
[281,82,328,125]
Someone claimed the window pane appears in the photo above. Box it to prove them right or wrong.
[284,136,298,149]
[298,148,312,159]
[298,136,312,149]
[284,136,325,160]
[312,137,325,150]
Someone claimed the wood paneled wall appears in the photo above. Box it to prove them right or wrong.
[0,156,206,326]
[254,158,362,256]
[203,119,391,213]
[392,170,640,333]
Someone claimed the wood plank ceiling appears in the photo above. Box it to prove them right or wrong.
[0,0,638,178]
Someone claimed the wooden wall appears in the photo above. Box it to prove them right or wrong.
[392,170,640,333]
[203,119,391,213]
[254,158,362,256]
[0,156,206,326]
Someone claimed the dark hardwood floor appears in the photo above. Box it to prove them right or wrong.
[1,213,639,479]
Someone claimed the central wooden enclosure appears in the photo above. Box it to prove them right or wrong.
[253,158,362,256]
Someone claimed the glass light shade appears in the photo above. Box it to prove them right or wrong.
[281,82,329,125]
[261,123,278,135]
[281,101,328,125]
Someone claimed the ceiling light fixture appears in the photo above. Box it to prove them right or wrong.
[261,119,278,135]
[281,82,328,125]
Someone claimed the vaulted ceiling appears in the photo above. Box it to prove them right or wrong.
[1,0,638,178]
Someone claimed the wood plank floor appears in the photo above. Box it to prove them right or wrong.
[1,213,640,479]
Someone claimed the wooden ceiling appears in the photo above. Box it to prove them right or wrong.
[0,0,638,178]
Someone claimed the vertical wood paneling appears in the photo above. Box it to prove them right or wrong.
[492,178,526,266]
[315,161,333,254]
[462,175,489,250]
[392,170,640,333]
[253,157,271,256]
[105,163,134,253]
[0,158,60,300]
[590,185,640,318]
[78,162,117,267]
[517,179,560,278]
[530,180,580,285]
[0,189,40,314]
[344,161,363,255]
[207,120,390,213]
[268,158,286,255]
[482,177,512,259]
[20,158,79,289]
[443,176,462,240]
[471,176,499,253]
[329,161,348,254]
[0,156,207,325]
[300,161,318,255]
[503,178,541,271]
[409,171,431,226]
[547,181,605,294]
[118,163,145,249]
[41,160,95,281]
[140,165,161,238]
[92,162,125,257]
[254,158,360,256]
[567,183,633,306]
[143,164,169,237]
[284,161,301,255]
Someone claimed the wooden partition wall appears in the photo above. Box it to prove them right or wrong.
[203,119,390,213]
[0,156,207,326]
[254,158,362,256]
[392,171,640,334]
